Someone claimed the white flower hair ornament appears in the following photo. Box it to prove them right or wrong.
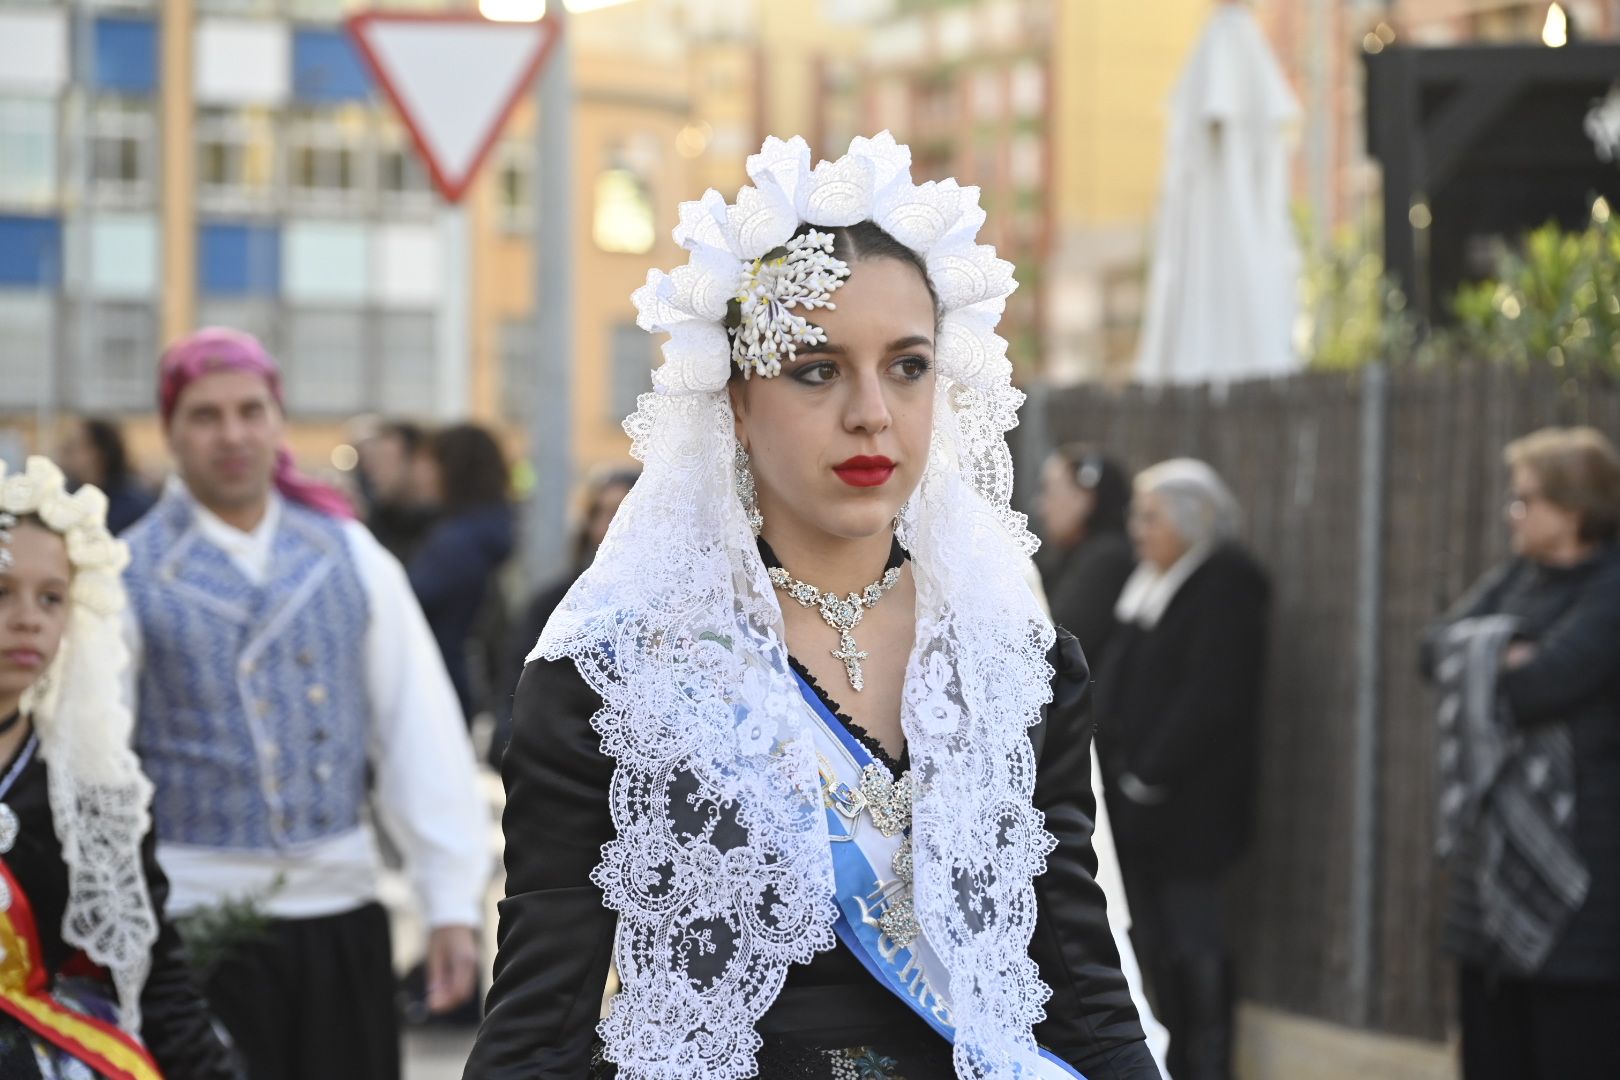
[0,456,157,1035]
[727,229,850,379]
[632,131,1019,397]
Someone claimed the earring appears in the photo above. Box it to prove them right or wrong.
[734,442,764,536]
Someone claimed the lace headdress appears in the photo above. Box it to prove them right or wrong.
[2,457,156,1033]
[534,133,1057,1079]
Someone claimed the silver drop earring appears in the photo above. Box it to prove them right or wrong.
[734,442,764,536]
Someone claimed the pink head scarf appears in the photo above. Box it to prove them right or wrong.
[159,327,355,520]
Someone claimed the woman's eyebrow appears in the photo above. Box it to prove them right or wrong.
[887,335,934,351]
[797,334,934,357]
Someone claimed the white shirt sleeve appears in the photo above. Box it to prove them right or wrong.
[345,521,490,928]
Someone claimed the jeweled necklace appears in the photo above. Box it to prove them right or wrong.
[761,537,906,693]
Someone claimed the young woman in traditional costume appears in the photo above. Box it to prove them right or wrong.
[467,134,1158,1080]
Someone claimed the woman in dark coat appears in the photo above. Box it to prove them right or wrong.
[406,424,515,722]
[1422,426,1620,1080]
[1035,444,1135,665]
[1095,459,1269,1080]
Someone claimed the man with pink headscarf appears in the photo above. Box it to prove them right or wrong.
[120,328,488,1080]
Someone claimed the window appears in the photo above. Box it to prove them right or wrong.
[376,311,436,415]
[70,301,155,411]
[495,138,534,234]
[608,321,652,424]
[971,71,1003,121]
[284,0,346,26]
[199,221,281,297]
[0,97,58,208]
[1010,133,1042,188]
[377,120,433,217]
[197,299,277,350]
[198,0,276,14]
[937,8,975,60]
[283,308,366,413]
[285,106,372,213]
[0,293,55,409]
[89,98,157,206]
[593,167,654,255]
[499,316,537,423]
[197,106,278,212]
[1010,61,1044,117]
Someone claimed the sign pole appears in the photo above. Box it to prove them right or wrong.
[437,200,471,420]
[526,5,571,584]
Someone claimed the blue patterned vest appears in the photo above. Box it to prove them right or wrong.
[125,491,372,851]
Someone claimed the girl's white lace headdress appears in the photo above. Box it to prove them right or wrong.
[2,456,156,1033]
[537,132,1057,1079]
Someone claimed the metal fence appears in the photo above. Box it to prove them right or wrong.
[1037,363,1620,1041]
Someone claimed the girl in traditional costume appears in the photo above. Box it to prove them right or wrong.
[467,134,1158,1080]
[0,457,239,1079]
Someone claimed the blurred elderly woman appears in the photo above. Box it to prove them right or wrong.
[1094,458,1269,1080]
[1424,426,1620,1080]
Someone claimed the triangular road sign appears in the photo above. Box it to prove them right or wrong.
[347,13,561,203]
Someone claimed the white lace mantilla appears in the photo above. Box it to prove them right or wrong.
[535,133,1058,1079]
[2,458,157,1034]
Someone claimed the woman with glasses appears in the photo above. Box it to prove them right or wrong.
[1424,426,1620,1080]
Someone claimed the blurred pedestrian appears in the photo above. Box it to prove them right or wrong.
[1036,443,1135,664]
[1095,458,1269,1080]
[406,423,516,724]
[0,456,240,1080]
[357,420,435,563]
[56,416,156,534]
[123,328,487,1080]
[489,465,638,763]
[1423,426,1620,1080]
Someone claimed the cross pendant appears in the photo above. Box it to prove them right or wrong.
[831,631,870,692]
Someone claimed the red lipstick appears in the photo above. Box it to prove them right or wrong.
[833,455,896,488]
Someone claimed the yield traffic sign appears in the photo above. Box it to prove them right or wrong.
[347,13,562,203]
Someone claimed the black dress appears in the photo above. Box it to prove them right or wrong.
[465,628,1160,1079]
[0,731,240,1079]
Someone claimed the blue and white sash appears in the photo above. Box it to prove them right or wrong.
[793,672,1086,1079]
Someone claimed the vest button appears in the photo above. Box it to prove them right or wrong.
[312,728,329,743]
[314,761,333,782]
[239,659,256,675]
[297,650,315,666]
[307,685,328,705]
